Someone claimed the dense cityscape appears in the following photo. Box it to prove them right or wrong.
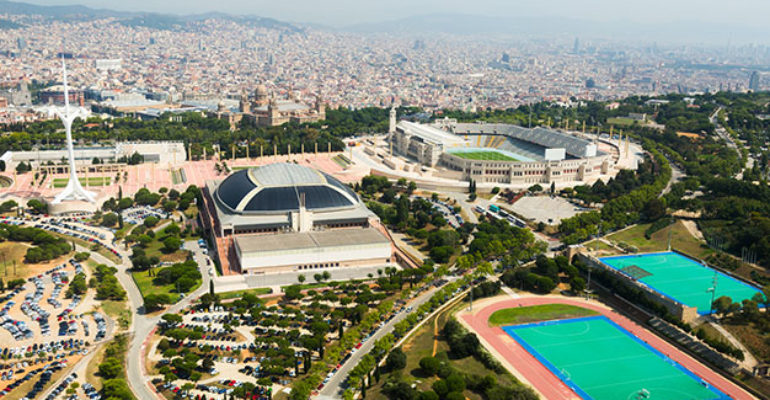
[0,11,768,118]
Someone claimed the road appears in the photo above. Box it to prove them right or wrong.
[120,239,213,400]
[661,157,686,196]
[318,279,455,398]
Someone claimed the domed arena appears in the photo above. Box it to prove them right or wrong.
[201,163,395,277]
[214,163,361,215]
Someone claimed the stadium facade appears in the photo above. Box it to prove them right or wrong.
[390,119,612,185]
[202,163,394,275]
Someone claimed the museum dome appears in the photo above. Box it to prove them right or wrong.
[215,163,359,214]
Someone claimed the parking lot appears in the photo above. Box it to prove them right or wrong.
[121,206,169,226]
[147,272,423,400]
[509,195,587,225]
[0,257,111,399]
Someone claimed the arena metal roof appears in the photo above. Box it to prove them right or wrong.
[214,163,360,214]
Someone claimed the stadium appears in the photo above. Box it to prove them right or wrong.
[389,119,613,185]
[200,163,396,275]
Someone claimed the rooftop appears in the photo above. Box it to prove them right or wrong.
[235,227,389,254]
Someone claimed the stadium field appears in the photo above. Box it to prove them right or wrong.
[503,316,728,400]
[448,150,521,161]
[600,252,761,314]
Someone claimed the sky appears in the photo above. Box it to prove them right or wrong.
[20,0,770,28]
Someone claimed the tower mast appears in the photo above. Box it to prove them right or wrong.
[52,59,96,204]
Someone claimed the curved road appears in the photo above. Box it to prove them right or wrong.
[112,239,212,400]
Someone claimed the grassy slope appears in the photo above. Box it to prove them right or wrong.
[605,220,712,259]
[368,302,519,400]
[218,287,273,300]
[488,304,599,327]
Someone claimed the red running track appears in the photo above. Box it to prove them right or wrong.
[461,297,756,400]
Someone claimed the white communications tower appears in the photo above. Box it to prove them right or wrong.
[52,59,95,204]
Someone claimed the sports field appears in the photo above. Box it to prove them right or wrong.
[600,252,761,314]
[502,316,728,400]
[448,150,521,161]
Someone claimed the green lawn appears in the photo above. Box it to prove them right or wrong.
[605,220,712,259]
[131,270,200,303]
[280,278,368,292]
[488,304,598,326]
[52,177,111,188]
[449,150,520,161]
[51,232,122,264]
[101,299,131,330]
[218,287,273,300]
[585,240,615,252]
[606,117,638,127]
[142,238,189,263]
[170,169,185,185]
[113,223,135,240]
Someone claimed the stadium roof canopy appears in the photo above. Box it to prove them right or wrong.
[398,121,468,147]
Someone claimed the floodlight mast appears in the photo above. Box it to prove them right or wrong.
[52,58,96,204]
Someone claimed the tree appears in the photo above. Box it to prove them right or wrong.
[26,199,48,214]
[161,313,183,324]
[385,347,407,371]
[570,277,586,293]
[283,285,304,301]
[419,356,440,376]
[15,161,30,174]
[163,236,183,253]
[407,181,417,194]
[551,181,556,194]
[445,374,466,393]
[98,357,123,379]
[102,379,133,400]
[643,198,666,221]
[101,212,119,227]
[143,294,172,312]
[712,296,733,318]
[144,215,159,228]
[528,184,543,193]
[297,274,306,284]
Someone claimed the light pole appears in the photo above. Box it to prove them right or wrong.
[584,266,593,300]
[707,270,718,315]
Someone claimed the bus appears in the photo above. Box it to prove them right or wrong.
[488,204,500,213]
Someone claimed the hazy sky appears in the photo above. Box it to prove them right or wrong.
[22,0,770,28]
